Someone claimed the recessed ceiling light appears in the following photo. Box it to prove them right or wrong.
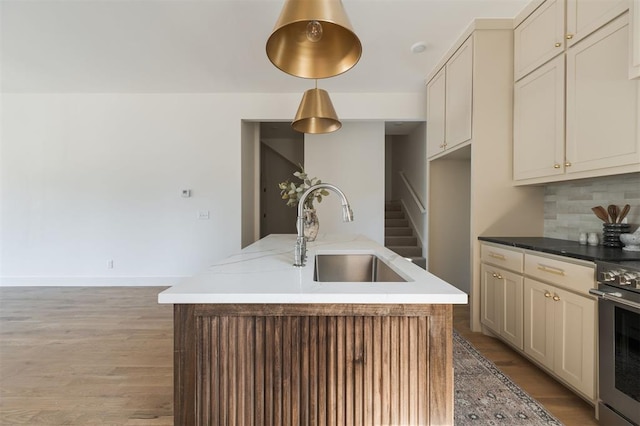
[411,41,427,54]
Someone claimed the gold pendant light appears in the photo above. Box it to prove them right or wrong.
[292,81,341,134]
[266,0,362,79]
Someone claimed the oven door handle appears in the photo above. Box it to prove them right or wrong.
[590,288,640,310]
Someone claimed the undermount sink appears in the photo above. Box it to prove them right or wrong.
[313,254,407,282]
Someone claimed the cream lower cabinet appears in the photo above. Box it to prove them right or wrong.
[480,242,597,402]
[523,255,596,401]
[481,264,524,350]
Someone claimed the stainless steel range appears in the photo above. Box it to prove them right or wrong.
[590,260,640,426]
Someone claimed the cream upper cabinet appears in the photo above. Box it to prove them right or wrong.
[514,12,640,183]
[426,37,473,158]
[514,0,566,81]
[631,0,640,78]
[566,0,629,46]
[426,68,446,158]
[445,37,473,150]
[565,13,640,174]
[514,55,565,180]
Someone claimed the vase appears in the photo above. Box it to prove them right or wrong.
[602,223,630,248]
[303,208,319,242]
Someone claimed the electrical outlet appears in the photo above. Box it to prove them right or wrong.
[107,260,114,269]
[198,210,210,220]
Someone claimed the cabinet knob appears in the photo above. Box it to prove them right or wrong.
[564,161,572,167]
[497,275,503,279]
[555,42,562,47]
[566,34,574,40]
[553,164,561,169]
[553,295,560,301]
[544,292,552,298]
[492,273,498,278]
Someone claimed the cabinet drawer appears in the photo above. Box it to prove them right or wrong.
[525,253,594,294]
[481,244,524,272]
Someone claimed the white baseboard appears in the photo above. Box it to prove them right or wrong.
[0,276,186,287]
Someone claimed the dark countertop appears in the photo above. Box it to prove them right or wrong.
[478,236,640,262]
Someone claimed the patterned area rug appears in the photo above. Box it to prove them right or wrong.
[453,331,563,425]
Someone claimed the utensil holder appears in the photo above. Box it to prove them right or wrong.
[602,223,631,248]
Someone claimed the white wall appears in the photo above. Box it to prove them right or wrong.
[304,122,386,245]
[241,121,259,249]
[0,92,425,285]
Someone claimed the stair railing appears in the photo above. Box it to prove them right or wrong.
[399,171,426,213]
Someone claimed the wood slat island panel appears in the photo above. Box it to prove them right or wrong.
[174,304,453,425]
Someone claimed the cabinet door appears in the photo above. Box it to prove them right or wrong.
[524,278,555,370]
[514,55,566,181]
[500,269,524,351]
[427,68,446,158]
[480,264,501,333]
[445,37,473,150]
[631,0,640,79]
[566,0,629,46]
[552,286,596,400]
[515,0,566,80]
[566,14,640,174]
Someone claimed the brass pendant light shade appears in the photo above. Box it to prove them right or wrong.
[292,88,341,134]
[266,0,362,79]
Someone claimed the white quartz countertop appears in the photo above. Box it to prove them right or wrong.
[158,234,468,305]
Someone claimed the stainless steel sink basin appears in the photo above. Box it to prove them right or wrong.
[313,254,407,282]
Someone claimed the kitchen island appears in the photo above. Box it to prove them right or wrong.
[159,234,467,425]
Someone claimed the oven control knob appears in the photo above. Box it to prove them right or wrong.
[617,272,639,286]
[600,270,621,282]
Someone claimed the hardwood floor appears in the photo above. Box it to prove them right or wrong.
[0,287,598,425]
[0,287,174,425]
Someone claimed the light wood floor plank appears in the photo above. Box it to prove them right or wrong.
[1,288,598,425]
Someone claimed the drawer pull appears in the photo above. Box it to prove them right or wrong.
[553,295,560,301]
[544,292,552,298]
[489,252,506,260]
[538,264,565,276]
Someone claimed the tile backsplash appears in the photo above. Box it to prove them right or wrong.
[544,173,640,241]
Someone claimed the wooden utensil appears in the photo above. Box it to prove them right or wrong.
[592,206,609,222]
[618,204,631,223]
[608,204,619,224]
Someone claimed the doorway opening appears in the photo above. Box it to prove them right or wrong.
[259,122,303,238]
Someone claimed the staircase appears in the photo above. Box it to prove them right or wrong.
[384,201,426,269]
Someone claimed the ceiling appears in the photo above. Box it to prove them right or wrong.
[1,0,528,94]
